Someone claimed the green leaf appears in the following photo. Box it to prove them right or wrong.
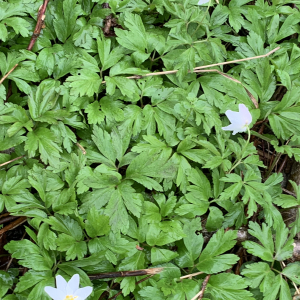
[85,101,105,125]
[85,207,111,238]
[28,79,66,124]
[67,69,102,97]
[0,271,14,297]
[90,125,118,167]
[274,220,294,261]
[275,13,300,42]
[37,223,57,251]
[242,222,274,262]
[154,193,177,217]
[177,219,203,267]
[115,12,149,64]
[25,127,62,166]
[100,96,125,122]
[142,104,178,145]
[151,248,179,265]
[207,273,254,300]
[188,167,212,200]
[0,85,5,100]
[228,0,252,33]
[139,287,165,300]
[146,221,185,247]
[4,240,53,271]
[81,170,143,233]
[45,214,83,241]
[52,122,77,153]
[4,17,30,37]
[14,270,52,294]
[118,251,145,270]
[126,150,176,191]
[206,207,224,231]
[105,76,139,100]
[143,201,161,223]
[53,0,81,42]
[241,262,275,293]
[2,175,29,195]
[174,47,196,81]
[263,273,292,300]
[0,106,34,137]
[282,262,300,285]
[106,181,143,233]
[36,48,56,76]
[97,34,124,71]
[198,229,238,274]
[56,234,87,260]
[0,128,27,151]
[0,2,26,20]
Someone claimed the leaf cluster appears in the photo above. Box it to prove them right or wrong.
[1,0,300,299]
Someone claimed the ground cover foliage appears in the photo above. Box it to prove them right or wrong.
[2,0,300,299]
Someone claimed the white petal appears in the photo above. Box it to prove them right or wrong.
[223,123,247,134]
[44,286,67,300]
[56,275,68,292]
[224,109,244,126]
[66,274,80,294]
[74,286,93,299]
[238,104,252,125]
[198,0,210,5]
[222,124,243,134]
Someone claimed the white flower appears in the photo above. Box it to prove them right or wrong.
[198,0,210,5]
[222,104,252,135]
[44,274,93,300]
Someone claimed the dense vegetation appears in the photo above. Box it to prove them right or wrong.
[1,0,300,299]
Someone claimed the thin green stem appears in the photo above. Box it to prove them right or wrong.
[191,1,211,38]
[192,38,208,44]
[264,139,290,179]
[149,50,156,71]
[153,54,165,62]
[271,268,281,275]
[227,126,251,173]
[178,109,193,129]
[140,96,144,107]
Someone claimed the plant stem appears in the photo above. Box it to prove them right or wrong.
[228,126,251,173]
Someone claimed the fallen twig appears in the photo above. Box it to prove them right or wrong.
[282,188,297,198]
[194,47,280,70]
[89,267,164,280]
[0,215,19,225]
[76,143,86,155]
[277,154,288,173]
[0,156,24,168]
[0,212,10,219]
[0,66,19,85]
[100,48,280,108]
[0,0,50,86]
[0,216,27,236]
[27,0,50,51]
[101,47,280,84]
[257,149,273,161]
[180,271,204,279]
[191,274,211,300]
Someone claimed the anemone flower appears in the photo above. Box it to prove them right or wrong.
[44,274,93,300]
[198,0,210,5]
[222,104,252,135]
